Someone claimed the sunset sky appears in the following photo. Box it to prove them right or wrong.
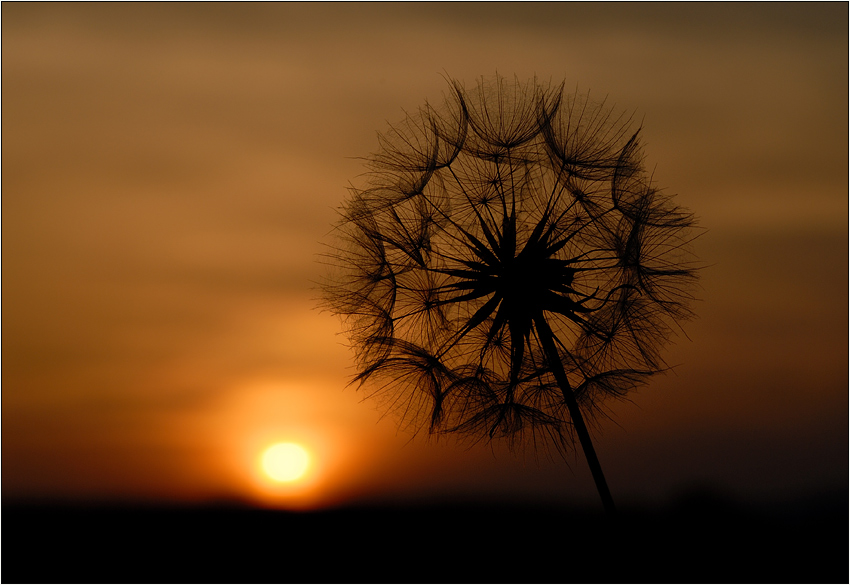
[3,3,847,512]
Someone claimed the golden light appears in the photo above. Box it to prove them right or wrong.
[204,377,380,509]
[261,442,311,483]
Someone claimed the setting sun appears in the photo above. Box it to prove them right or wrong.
[261,442,311,483]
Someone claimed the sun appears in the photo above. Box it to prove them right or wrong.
[261,442,311,483]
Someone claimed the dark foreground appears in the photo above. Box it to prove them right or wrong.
[3,492,846,584]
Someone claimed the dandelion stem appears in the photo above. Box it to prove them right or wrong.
[534,313,617,514]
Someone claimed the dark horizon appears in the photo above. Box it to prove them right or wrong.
[4,489,846,583]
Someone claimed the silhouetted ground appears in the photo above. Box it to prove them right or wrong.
[2,491,846,583]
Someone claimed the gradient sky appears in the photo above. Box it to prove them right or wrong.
[3,2,847,510]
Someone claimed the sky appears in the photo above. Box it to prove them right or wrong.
[3,2,847,511]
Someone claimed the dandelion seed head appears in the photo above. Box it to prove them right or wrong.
[321,75,698,457]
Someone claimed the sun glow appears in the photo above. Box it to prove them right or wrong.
[261,442,311,483]
[207,378,375,509]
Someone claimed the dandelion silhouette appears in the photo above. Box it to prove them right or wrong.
[322,75,698,513]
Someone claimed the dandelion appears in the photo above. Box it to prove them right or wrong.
[321,75,698,513]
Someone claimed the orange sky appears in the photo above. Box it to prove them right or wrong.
[3,3,847,510]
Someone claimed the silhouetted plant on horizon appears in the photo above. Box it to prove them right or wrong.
[321,75,699,513]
